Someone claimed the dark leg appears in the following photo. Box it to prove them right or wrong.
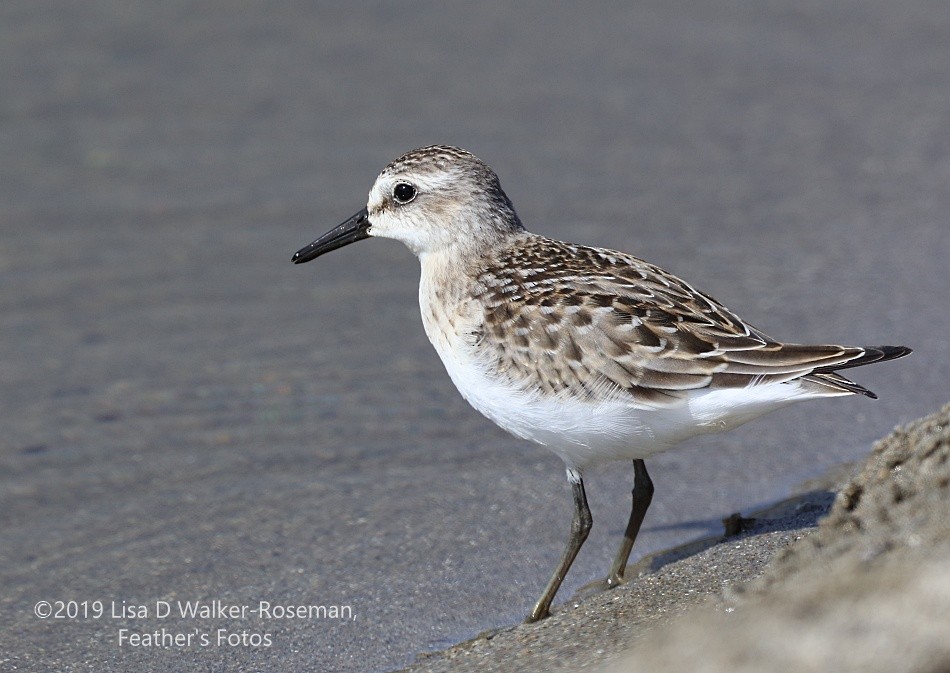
[527,469,592,622]
[606,459,654,587]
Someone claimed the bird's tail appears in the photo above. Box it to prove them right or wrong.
[803,345,912,399]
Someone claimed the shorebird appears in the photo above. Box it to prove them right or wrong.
[292,145,911,621]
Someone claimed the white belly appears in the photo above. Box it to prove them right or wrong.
[430,335,818,469]
[421,311,695,466]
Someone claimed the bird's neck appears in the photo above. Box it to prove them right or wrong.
[418,247,476,313]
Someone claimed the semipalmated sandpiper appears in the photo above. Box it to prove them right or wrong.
[293,145,911,621]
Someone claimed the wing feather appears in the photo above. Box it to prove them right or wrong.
[470,235,905,405]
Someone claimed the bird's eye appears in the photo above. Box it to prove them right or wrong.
[392,182,417,204]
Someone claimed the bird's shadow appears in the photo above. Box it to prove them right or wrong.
[634,488,836,575]
[574,488,837,600]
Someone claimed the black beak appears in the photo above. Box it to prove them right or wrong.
[292,208,371,264]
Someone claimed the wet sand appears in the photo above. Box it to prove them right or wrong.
[1,2,947,671]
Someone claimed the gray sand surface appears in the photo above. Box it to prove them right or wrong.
[1,2,947,671]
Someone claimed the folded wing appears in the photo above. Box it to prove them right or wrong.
[473,236,910,406]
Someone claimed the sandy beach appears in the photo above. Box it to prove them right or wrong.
[1,2,947,671]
